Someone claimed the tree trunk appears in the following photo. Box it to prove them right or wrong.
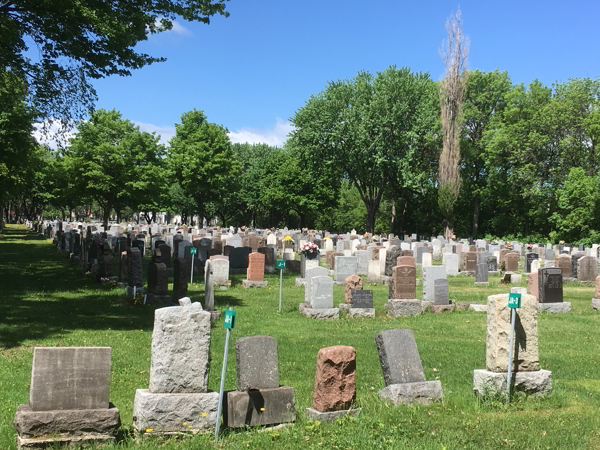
[391,197,396,235]
[366,202,377,234]
[102,204,110,229]
[471,194,480,239]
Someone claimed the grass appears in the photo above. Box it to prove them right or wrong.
[1,224,599,449]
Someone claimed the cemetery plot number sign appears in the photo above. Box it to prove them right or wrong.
[508,293,521,309]
[276,260,286,270]
[224,310,236,329]
[189,247,197,255]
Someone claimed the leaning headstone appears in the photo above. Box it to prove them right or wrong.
[133,298,219,433]
[305,346,359,421]
[472,293,552,397]
[224,336,296,428]
[375,329,443,405]
[14,347,120,448]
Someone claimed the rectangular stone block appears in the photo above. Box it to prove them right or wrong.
[389,265,416,299]
[375,329,425,386]
[236,336,279,391]
[311,276,333,309]
[29,347,111,411]
[486,293,539,373]
[149,300,212,393]
[539,268,563,303]
[352,290,373,308]
[133,389,218,433]
[224,387,296,428]
[423,266,446,301]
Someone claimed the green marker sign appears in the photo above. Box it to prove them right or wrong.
[224,310,236,329]
[276,260,286,270]
[189,247,197,255]
[508,293,521,309]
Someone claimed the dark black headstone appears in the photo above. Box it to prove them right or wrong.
[539,268,563,303]
[526,253,539,273]
[352,290,373,308]
[229,247,251,269]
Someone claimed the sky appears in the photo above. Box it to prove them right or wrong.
[40,0,600,147]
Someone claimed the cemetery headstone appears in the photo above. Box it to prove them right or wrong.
[243,252,268,288]
[475,263,488,285]
[389,265,417,299]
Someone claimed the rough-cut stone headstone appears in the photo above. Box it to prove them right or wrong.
[389,265,416,299]
[486,293,539,372]
[343,274,363,304]
[312,346,356,412]
[236,336,279,391]
[29,347,111,411]
[149,299,212,393]
[375,329,426,385]
[385,246,402,276]
[539,268,563,303]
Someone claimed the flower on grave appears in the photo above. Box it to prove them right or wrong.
[300,242,319,255]
[559,240,565,244]
[372,236,379,241]
[284,236,293,241]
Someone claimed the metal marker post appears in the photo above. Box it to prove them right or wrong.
[215,307,236,441]
[276,260,286,313]
[506,293,521,405]
[189,247,197,283]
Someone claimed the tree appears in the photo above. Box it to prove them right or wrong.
[64,109,166,227]
[291,66,434,233]
[168,109,240,227]
[439,8,469,239]
[0,0,229,134]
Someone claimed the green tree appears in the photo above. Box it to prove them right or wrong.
[0,0,229,131]
[65,109,166,227]
[168,109,240,227]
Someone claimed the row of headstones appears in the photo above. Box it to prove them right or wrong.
[14,299,447,447]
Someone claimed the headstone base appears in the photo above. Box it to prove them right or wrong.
[132,389,219,434]
[474,282,489,286]
[378,381,444,406]
[304,407,361,422]
[348,308,375,318]
[299,302,309,312]
[224,387,296,428]
[458,270,475,276]
[14,404,120,449]
[242,280,268,288]
[214,280,231,289]
[431,304,456,314]
[455,302,471,310]
[338,303,351,313]
[295,278,307,287]
[302,308,340,320]
[209,310,221,322]
[145,293,171,304]
[593,298,600,310]
[469,304,488,312]
[387,299,431,317]
[472,369,552,397]
[537,302,571,314]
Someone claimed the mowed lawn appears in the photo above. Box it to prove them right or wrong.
[1,224,600,450]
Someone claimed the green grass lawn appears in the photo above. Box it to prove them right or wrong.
[1,224,599,449]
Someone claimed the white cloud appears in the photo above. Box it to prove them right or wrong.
[153,18,192,36]
[228,118,294,147]
[133,121,176,145]
[33,119,76,149]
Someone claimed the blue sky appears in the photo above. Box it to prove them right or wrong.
[76,1,600,146]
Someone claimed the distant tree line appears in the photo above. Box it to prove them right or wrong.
[1,68,599,244]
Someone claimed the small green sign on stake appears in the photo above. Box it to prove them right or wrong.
[189,247,197,255]
[275,260,286,270]
[224,310,236,329]
[508,293,521,309]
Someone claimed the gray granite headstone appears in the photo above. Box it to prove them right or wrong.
[423,266,446,301]
[305,266,329,305]
[204,259,214,310]
[416,246,429,264]
[375,329,426,386]
[311,276,333,309]
[485,256,497,272]
[433,279,449,305]
[236,335,279,391]
[29,347,111,411]
[476,263,488,283]
[334,256,357,282]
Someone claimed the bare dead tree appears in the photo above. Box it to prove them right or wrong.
[439,8,469,239]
